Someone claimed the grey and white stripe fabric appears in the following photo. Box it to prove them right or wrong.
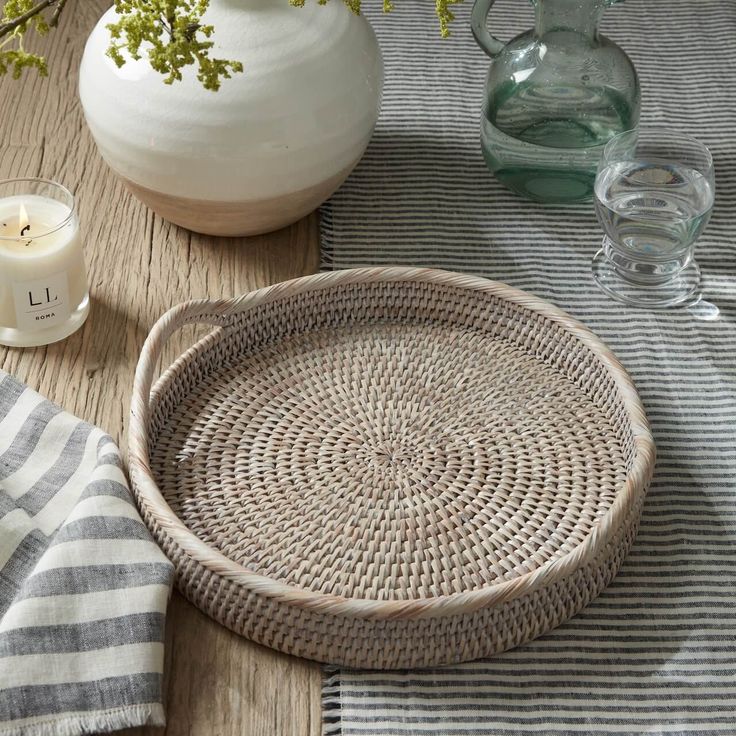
[0,371,173,736]
[320,0,736,734]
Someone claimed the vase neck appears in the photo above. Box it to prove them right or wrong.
[534,0,607,42]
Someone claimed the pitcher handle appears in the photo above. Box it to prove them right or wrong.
[471,0,506,58]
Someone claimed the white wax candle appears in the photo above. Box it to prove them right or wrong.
[0,193,89,346]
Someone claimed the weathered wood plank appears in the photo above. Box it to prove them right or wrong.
[0,3,323,734]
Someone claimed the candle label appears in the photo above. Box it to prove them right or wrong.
[12,272,71,332]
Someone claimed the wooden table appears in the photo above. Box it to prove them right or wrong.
[0,3,322,734]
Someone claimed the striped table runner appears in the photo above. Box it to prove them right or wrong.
[320,0,736,734]
[0,371,173,736]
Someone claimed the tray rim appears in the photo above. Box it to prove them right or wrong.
[129,266,656,621]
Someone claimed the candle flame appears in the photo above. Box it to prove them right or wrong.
[18,203,29,237]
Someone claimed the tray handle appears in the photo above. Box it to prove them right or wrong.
[132,300,232,422]
[128,298,246,510]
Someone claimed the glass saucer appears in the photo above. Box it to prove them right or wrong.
[592,248,701,309]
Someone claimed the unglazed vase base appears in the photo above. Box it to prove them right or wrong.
[121,159,359,237]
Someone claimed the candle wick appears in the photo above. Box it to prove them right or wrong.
[20,225,30,237]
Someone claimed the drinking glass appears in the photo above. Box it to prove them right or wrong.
[591,128,715,308]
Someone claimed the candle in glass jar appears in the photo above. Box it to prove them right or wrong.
[0,179,89,348]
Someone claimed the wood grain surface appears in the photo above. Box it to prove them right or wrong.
[0,3,323,734]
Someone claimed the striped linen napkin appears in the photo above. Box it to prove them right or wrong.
[0,371,173,736]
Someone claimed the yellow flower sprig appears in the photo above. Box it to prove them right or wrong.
[106,0,243,91]
[0,0,462,87]
[290,0,463,37]
[0,0,63,78]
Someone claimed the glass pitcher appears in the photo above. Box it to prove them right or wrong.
[472,0,640,203]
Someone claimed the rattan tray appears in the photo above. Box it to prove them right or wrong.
[129,267,655,669]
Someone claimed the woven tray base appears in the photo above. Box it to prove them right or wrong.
[130,268,654,668]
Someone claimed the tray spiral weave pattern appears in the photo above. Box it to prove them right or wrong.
[129,268,654,668]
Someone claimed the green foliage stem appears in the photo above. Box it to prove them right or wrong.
[0,0,54,78]
[290,0,464,37]
[0,0,463,87]
[106,0,242,91]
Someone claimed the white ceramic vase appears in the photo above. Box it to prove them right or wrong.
[79,0,383,236]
